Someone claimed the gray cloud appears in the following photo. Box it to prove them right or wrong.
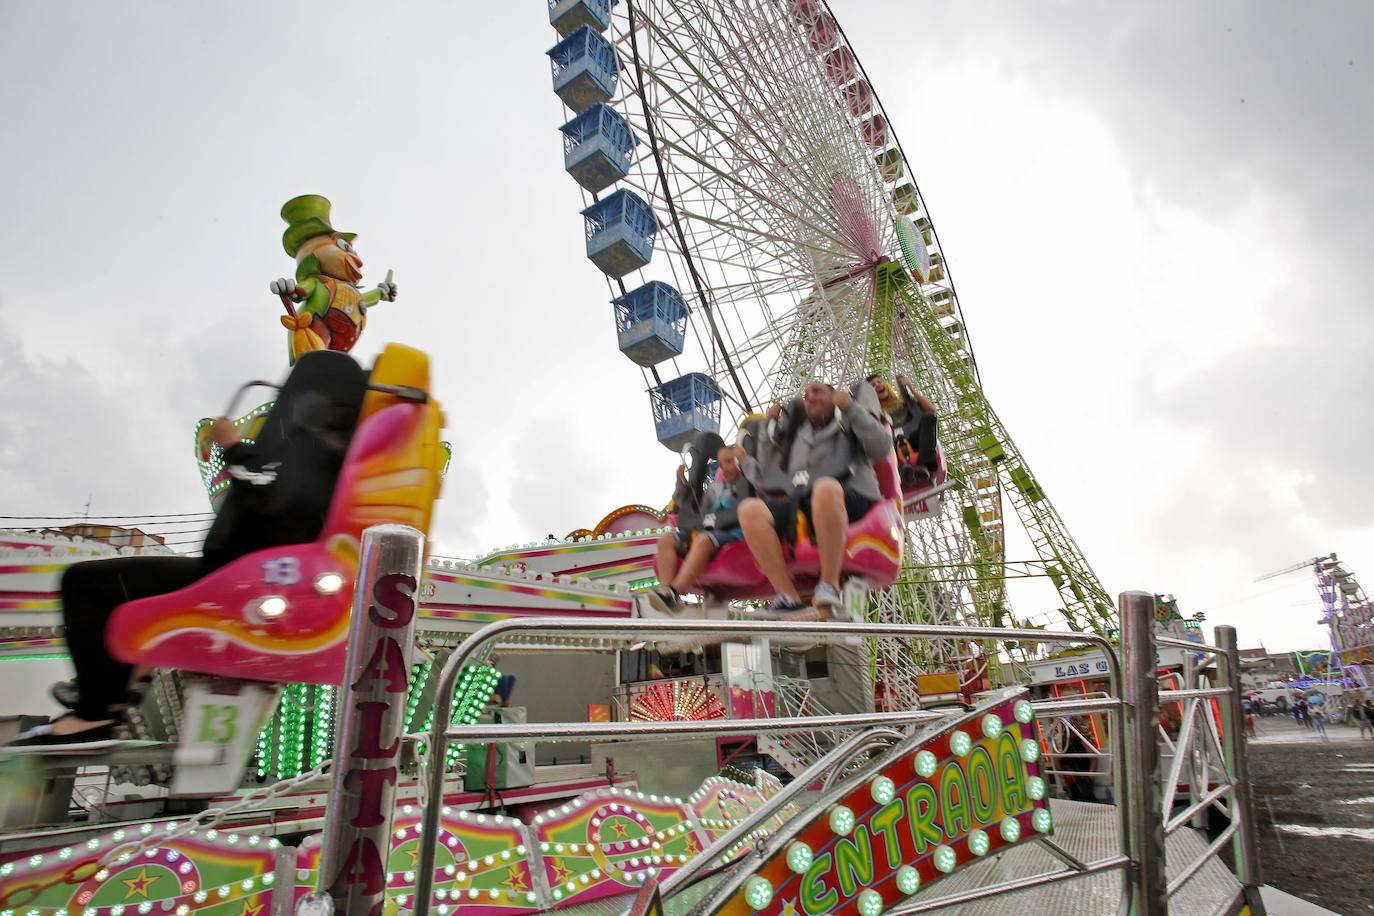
[828,1,1374,646]
[2,2,1369,651]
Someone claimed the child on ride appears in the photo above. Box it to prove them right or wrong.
[649,443,752,614]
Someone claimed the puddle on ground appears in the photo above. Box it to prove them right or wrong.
[1338,797,1374,806]
[1275,823,1374,841]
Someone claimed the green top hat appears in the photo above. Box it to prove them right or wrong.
[280,194,357,257]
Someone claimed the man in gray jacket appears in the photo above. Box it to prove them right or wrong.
[738,379,893,614]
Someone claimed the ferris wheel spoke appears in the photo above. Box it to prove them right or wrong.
[622,7,895,268]
[635,170,830,276]
[621,33,890,357]
[687,0,886,200]
[672,248,809,287]
[650,132,853,252]
[630,4,880,252]
[627,13,794,189]
[616,170,818,286]
[671,191,868,297]
[673,206,838,255]
[633,69,857,250]
[646,0,814,147]
[644,104,864,236]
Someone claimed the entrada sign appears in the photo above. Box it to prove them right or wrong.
[718,688,1051,915]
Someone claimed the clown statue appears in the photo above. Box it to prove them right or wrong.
[270,194,398,363]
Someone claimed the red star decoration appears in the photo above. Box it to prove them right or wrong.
[502,865,530,894]
[549,857,573,886]
[121,867,158,900]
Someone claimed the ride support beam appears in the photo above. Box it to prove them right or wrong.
[1122,590,1167,916]
[897,280,1113,632]
[1215,625,1268,915]
[316,524,426,916]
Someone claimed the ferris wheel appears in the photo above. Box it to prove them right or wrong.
[553,0,936,413]
[545,0,1114,697]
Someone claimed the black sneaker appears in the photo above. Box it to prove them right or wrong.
[901,465,933,487]
[765,595,808,614]
[754,595,832,630]
[646,587,683,615]
[50,679,80,710]
[5,719,119,753]
[50,676,150,711]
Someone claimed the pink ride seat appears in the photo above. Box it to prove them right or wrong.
[108,389,445,685]
[679,446,906,602]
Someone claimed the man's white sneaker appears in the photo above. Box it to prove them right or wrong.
[813,582,842,610]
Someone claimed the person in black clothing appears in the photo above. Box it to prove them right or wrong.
[10,351,367,750]
[866,374,938,487]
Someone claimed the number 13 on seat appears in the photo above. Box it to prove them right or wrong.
[172,680,283,796]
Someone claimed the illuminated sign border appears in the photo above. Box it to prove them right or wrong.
[712,687,1051,915]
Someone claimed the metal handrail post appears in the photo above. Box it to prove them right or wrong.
[1122,590,1168,915]
[317,525,425,915]
[1181,651,1206,831]
[1215,625,1267,914]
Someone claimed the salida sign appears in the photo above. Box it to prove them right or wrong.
[720,689,1051,915]
[323,559,421,916]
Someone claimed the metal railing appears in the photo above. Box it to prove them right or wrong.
[309,527,1268,916]
[1152,629,1266,910]
[756,674,840,774]
[673,684,1136,916]
[1036,691,1115,791]
[407,615,1129,915]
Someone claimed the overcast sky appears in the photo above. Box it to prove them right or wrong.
[1,1,1370,653]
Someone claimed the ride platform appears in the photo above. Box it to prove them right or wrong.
[479,800,1245,916]
[901,799,1242,916]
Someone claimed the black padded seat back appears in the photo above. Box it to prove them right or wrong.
[203,351,369,562]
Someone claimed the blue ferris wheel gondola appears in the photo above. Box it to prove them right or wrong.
[548,25,618,113]
[649,372,722,451]
[581,188,656,278]
[561,103,637,193]
[613,281,687,367]
[548,0,613,37]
